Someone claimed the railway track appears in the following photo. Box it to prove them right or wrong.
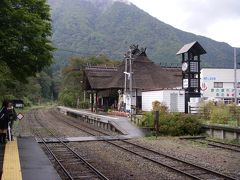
[29,109,109,180]
[196,139,240,153]
[48,108,114,136]
[180,137,240,153]
[205,139,240,152]
[109,141,236,180]
[49,108,237,180]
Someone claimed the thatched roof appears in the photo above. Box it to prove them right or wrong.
[83,46,182,91]
[107,54,181,90]
[83,66,117,90]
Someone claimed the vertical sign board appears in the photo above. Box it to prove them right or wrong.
[123,94,131,112]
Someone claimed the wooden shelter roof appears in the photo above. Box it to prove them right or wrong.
[176,41,206,55]
[83,46,182,91]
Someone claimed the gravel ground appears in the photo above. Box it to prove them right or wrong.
[130,137,240,178]
[17,108,240,179]
[70,141,190,180]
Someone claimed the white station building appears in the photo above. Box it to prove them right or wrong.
[201,68,240,104]
[142,89,185,112]
[141,68,240,113]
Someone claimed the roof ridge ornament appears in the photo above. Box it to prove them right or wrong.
[126,44,147,57]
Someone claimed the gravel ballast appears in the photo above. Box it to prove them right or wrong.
[17,108,240,179]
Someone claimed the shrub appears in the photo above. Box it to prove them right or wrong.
[209,105,230,124]
[199,101,215,119]
[228,103,240,120]
[79,101,89,109]
[140,111,202,136]
[22,97,32,107]
[140,112,154,127]
[200,101,240,126]
[0,95,16,103]
[152,100,168,112]
[158,113,202,136]
[58,92,76,107]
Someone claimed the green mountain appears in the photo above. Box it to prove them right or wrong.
[49,0,236,69]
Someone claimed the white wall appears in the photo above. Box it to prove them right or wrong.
[201,68,240,101]
[142,91,163,111]
[142,89,185,112]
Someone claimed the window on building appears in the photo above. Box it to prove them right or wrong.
[224,99,233,104]
[237,82,240,88]
[214,82,223,88]
[190,79,198,88]
[190,62,198,72]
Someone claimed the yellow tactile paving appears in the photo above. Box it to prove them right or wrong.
[1,140,22,180]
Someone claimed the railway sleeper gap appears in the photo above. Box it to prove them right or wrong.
[72,175,98,179]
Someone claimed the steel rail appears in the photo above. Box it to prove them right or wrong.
[49,109,109,135]
[207,139,240,148]
[34,130,74,179]
[182,138,240,153]
[50,109,237,180]
[28,110,74,180]
[115,140,236,180]
[205,139,240,152]
[32,109,109,180]
[196,140,240,153]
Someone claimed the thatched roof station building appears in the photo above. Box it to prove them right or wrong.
[83,45,182,112]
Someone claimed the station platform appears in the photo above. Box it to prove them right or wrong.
[58,106,145,137]
[0,137,61,180]
[0,107,145,180]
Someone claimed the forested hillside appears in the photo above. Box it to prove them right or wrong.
[49,0,236,70]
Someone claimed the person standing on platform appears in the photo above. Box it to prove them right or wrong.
[7,102,17,141]
[0,100,11,143]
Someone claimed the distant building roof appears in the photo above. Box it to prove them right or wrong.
[83,66,117,90]
[83,46,182,91]
[176,41,206,55]
[106,54,181,90]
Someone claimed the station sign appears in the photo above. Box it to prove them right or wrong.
[183,79,188,89]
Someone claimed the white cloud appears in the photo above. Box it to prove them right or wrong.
[129,0,240,47]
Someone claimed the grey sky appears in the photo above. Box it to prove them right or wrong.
[129,0,240,47]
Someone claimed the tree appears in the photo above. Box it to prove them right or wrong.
[0,0,54,82]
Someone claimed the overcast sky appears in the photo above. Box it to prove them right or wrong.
[128,0,240,47]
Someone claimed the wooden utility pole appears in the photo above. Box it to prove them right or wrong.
[154,111,159,138]
[129,48,133,119]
